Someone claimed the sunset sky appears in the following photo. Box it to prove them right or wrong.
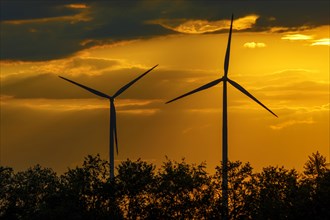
[1,1,329,174]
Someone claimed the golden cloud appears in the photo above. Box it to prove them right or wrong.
[1,96,161,115]
[281,34,313,40]
[148,15,259,34]
[311,38,330,46]
[0,56,126,78]
[116,99,162,108]
[65,4,88,9]
[1,97,106,111]
[270,118,315,130]
[186,108,220,114]
[118,109,160,115]
[270,27,291,33]
[243,42,266,48]
[270,25,311,33]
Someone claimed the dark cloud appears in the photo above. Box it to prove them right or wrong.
[0,1,83,21]
[1,0,328,61]
[1,66,215,100]
[1,22,87,60]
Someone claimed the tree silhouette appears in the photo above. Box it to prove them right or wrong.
[0,166,14,218]
[0,151,329,219]
[250,166,299,219]
[212,161,254,219]
[154,158,212,219]
[0,165,60,220]
[314,170,330,219]
[116,158,155,219]
[299,151,330,219]
[58,154,114,219]
[304,151,327,178]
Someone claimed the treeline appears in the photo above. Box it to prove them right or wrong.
[1,152,329,220]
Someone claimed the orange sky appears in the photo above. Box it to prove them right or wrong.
[1,1,329,174]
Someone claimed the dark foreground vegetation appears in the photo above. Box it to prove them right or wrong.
[1,152,329,220]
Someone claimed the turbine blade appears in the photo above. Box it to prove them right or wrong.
[113,64,158,98]
[111,102,119,155]
[166,77,223,104]
[59,76,110,99]
[228,78,278,117]
[224,14,234,76]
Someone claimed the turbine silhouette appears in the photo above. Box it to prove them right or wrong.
[166,14,277,218]
[59,64,158,180]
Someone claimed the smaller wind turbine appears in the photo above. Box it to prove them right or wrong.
[166,14,277,219]
[59,64,158,179]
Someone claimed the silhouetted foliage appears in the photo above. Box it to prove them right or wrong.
[249,166,299,219]
[0,167,14,218]
[0,165,60,220]
[304,151,327,178]
[57,154,112,219]
[1,152,329,219]
[212,161,254,219]
[154,158,212,219]
[297,151,330,220]
[116,158,155,219]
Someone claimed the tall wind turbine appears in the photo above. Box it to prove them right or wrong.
[59,64,158,180]
[166,14,277,218]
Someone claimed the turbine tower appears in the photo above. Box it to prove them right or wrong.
[60,64,158,180]
[166,14,277,219]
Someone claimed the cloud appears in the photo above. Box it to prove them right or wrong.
[148,15,259,34]
[0,56,139,80]
[243,42,266,48]
[1,10,91,25]
[269,26,312,33]
[234,15,260,30]
[270,118,315,130]
[1,96,161,115]
[0,97,107,112]
[281,34,313,41]
[186,108,220,114]
[270,68,316,75]
[280,30,329,46]
[0,2,88,21]
[1,70,157,100]
[0,22,90,61]
[66,4,89,9]
[1,1,329,61]
[311,38,330,46]
[119,109,160,115]
[116,99,162,108]
[1,57,218,101]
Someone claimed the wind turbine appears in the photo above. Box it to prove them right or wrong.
[166,14,277,219]
[59,64,158,180]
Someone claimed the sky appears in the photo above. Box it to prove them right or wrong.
[1,0,329,174]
